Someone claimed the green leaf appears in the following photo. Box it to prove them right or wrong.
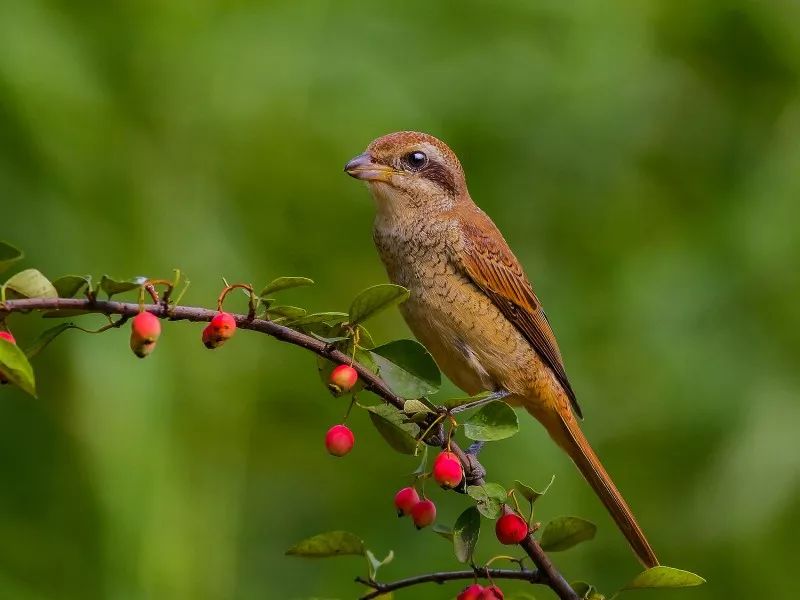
[99,275,144,297]
[259,276,314,296]
[365,549,394,580]
[0,337,36,396]
[432,523,453,541]
[467,483,508,519]
[349,284,409,325]
[403,399,433,415]
[267,305,307,319]
[25,323,77,359]
[444,391,492,410]
[452,506,480,563]
[4,269,58,299]
[571,582,604,600]
[462,401,519,441]
[370,339,441,399]
[621,566,705,591]
[289,311,349,327]
[513,475,555,506]
[285,531,364,558]
[0,242,24,274]
[366,404,420,455]
[52,275,91,298]
[539,516,597,552]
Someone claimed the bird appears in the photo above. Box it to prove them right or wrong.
[344,131,659,568]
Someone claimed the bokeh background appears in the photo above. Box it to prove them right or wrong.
[1,1,799,599]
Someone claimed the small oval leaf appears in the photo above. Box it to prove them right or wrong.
[463,401,519,441]
[366,404,420,455]
[467,483,508,519]
[622,566,705,590]
[0,337,36,397]
[0,242,24,275]
[267,305,307,319]
[4,269,58,299]
[514,475,555,506]
[52,275,91,298]
[349,284,409,325]
[260,276,314,297]
[370,339,441,399]
[539,516,596,552]
[453,506,481,563]
[285,530,364,558]
[99,275,143,297]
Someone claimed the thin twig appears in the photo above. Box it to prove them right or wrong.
[0,297,578,600]
[355,567,544,599]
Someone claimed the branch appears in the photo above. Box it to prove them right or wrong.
[356,567,545,599]
[0,297,578,600]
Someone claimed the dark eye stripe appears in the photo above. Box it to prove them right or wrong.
[420,159,457,195]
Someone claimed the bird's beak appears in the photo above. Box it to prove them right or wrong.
[344,152,393,183]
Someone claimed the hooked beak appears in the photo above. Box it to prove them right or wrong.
[344,152,394,183]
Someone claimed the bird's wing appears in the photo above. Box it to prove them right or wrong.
[456,210,581,418]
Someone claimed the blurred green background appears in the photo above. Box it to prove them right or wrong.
[1,1,799,598]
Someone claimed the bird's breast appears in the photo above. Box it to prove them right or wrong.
[372,218,541,399]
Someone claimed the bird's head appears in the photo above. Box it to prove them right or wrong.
[344,131,467,215]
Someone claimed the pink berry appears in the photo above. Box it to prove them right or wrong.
[410,499,436,529]
[394,487,420,517]
[480,585,504,599]
[495,512,528,545]
[130,312,161,358]
[325,424,354,457]
[432,451,463,488]
[203,312,236,348]
[457,584,485,600]
[328,364,358,395]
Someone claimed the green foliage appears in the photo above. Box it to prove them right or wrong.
[259,276,314,297]
[462,401,519,441]
[349,284,409,325]
[370,339,441,399]
[620,566,706,591]
[452,506,481,564]
[539,516,597,552]
[366,404,420,455]
[285,531,365,558]
[513,476,554,507]
[0,337,36,397]
[466,483,507,519]
[98,275,143,298]
[3,268,58,300]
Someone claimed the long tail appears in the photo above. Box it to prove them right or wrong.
[541,410,659,568]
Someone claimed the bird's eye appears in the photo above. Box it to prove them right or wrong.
[402,151,428,171]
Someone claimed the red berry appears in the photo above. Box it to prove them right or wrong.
[394,487,420,517]
[0,331,15,385]
[457,584,485,600]
[432,451,463,488]
[203,312,236,348]
[480,585,504,599]
[325,424,354,457]
[130,312,161,358]
[495,512,528,545]
[410,499,436,529]
[328,364,358,395]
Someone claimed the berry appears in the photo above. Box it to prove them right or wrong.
[432,451,463,488]
[495,512,528,545]
[328,364,358,395]
[410,499,436,529]
[480,585,504,599]
[130,312,161,358]
[0,331,16,385]
[325,424,354,457]
[457,584,485,600]
[394,487,420,517]
[204,312,236,349]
